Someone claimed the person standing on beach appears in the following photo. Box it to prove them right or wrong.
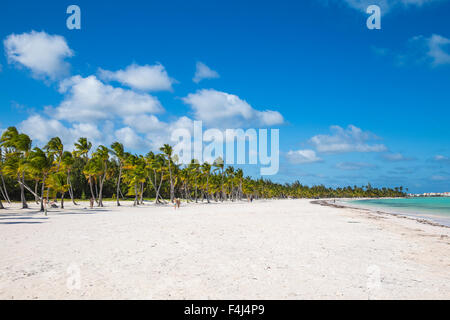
[174,198,181,210]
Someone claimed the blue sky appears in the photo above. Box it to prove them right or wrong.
[1,0,450,193]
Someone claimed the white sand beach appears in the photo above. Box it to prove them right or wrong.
[0,199,449,300]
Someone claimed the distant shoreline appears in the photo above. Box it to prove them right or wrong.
[312,199,450,229]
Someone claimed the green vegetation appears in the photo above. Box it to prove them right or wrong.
[0,127,406,210]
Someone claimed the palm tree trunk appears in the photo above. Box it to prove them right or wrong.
[221,170,224,202]
[168,162,174,203]
[61,192,65,209]
[94,177,99,202]
[67,173,77,205]
[34,181,39,204]
[89,176,96,204]
[133,183,138,206]
[155,171,164,204]
[116,164,122,206]
[206,177,210,203]
[139,182,144,204]
[98,166,107,207]
[1,174,10,203]
[40,176,46,212]
[0,183,7,204]
[0,196,4,209]
[19,173,28,209]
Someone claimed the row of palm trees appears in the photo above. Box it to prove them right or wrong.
[0,127,407,211]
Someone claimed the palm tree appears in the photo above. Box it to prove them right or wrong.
[213,157,225,202]
[0,146,11,205]
[145,152,166,204]
[201,162,211,203]
[111,142,125,206]
[160,144,175,202]
[92,145,109,207]
[74,137,92,161]
[61,151,77,205]
[1,127,32,208]
[28,147,53,211]
[235,168,244,201]
[75,138,96,203]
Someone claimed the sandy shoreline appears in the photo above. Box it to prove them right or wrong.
[1,199,449,299]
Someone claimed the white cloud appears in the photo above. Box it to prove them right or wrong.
[414,34,450,66]
[193,62,220,83]
[382,152,414,161]
[115,126,150,150]
[53,75,163,122]
[18,114,102,147]
[4,31,73,79]
[98,63,175,91]
[336,162,377,170]
[144,116,195,150]
[431,174,449,181]
[377,34,450,67]
[435,155,448,161]
[309,125,387,154]
[434,154,450,165]
[334,0,442,13]
[123,114,166,134]
[182,89,283,128]
[286,149,322,164]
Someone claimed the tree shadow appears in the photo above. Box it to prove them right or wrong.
[0,221,44,225]
[0,216,48,220]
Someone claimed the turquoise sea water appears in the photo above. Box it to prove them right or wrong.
[347,197,450,226]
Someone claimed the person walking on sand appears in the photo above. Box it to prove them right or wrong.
[174,198,181,210]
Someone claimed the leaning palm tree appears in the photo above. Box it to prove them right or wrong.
[1,128,32,208]
[28,147,53,212]
[48,171,70,209]
[0,146,11,204]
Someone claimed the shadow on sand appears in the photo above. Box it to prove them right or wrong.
[0,207,113,224]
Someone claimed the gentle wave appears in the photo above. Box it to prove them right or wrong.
[347,197,450,227]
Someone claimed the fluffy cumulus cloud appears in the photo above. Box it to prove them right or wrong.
[115,126,151,150]
[18,114,102,147]
[53,75,163,122]
[286,149,322,164]
[309,125,387,154]
[182,89,284,128]
[193,62,220,83]
[98,63,175,91]
[4,31,73,79]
